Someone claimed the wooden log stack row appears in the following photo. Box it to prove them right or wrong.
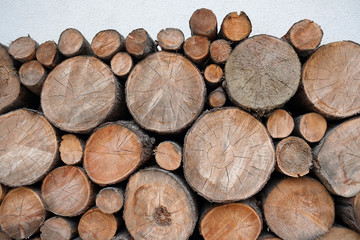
[0,8,360,240]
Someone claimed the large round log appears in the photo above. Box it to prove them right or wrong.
[300,41,360,118]
[183,107,275,202]
[225,35,301,115]
[123,167,198,240]
[126,51,206,134]
[41,56,123,133]
[0,187,46,240]
[313,116,360,197]
[0,109,58,187]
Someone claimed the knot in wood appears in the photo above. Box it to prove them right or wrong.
[153,206,172,226]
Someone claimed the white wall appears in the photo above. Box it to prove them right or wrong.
[0,0,359,46]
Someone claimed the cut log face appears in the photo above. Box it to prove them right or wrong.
[41,166,94,217]
[59,134,84,165]
[8,36,37,62]
[96,187,124,214]
[183,107,275,202]
[335,193,360,233]
[301,41,360,118]
[0,187,46,240]
[91,29,125,61]
[209,39,231,65]
[183,35,210,65]
[266,109,294,139]
[314,116,360,197]
[220,11,252,42]
[208,86,226,108]
[19,60,47,95]
[204,64,223,87]
[110,52,133,78]
[294,112,327,143]
[154,141,182,171]
[40,217,77,240]
[125,28,155,59]
[263,177,334,240]
[124,168,198,240]
[320,226,360,240]
[36,40,62,69]
[200,203,262,240]
[84,121,153,185]
[58,28,91,57]
[126,51,206,134]
[78,208,118,240]
[157,28,185,51]
[225,35,301,115]
[276,136,312,177]
[0,109,58,187]
[189,8,217,41]
[41,56,121,133]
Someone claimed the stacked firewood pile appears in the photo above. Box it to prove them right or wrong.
[0,8,360,240]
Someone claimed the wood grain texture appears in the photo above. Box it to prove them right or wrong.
[294,112,327,143]
[157,28,184,51]
[36,40,63,68]
[154,141,182,171]
[91,29,125,61]
[41,56,123,133]
[8,36,38,62]
[59,134,84,165]
[204,64,223,87]
[125,28,155,59]
[266,109,294,139]
[183,35,210,65]
[183,107,275,202]
[319,226,360,240]
[189,8,217,41]
[40,217,77,240]
[208,87,226,108]
[209,39,231,65]
[96,187,124,214]
[110,52,133,78]
[225,35,301,115]
[124,167,198,240]
[58,28,92,57]
[19,60,47,95]
[0,109,58,187]
[220,11,252,42]
[126,51,206,134]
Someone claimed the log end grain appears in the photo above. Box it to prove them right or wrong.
[183,35,210,65]
[58,28,90,57]
[91,29,125,61]
[96,187,124,214]
[189,8,217,40]
[0,187,46,239]
[125,28,155,59]
[36,40,62,68]
[320,226,360,240]
[209,39,232,64]
[19,60,46,95]
[208,87,226,108]
[40,217,77,240]
[41,166,94,217]
[110,52,133,78]
[276,136,312,177]
[59,134,84,165]
[157,28,185,51]
[266,109,294,139]
[295,112,327,143]
[0,109,58,187]
[204,64,223,87]
[220,11,252,42]
[154,141,182,171]
[200,203,262,240]
[8,36,37,62]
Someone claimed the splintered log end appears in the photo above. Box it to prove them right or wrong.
[208,87,226,108]
[154,141,182,171]
[294,112,327,143]
[189,8,217,41]
[210,39,231,64]
[266,109,294,139]
[9,36,38,62]
[96,187,124,214]
[58,28,92,57]
[220,11,252,42]
[36,40,63,68]
[110,52,133,78]
[59,134,84,165]
[0,187,46,239]
[19,60,46,95]
[157,28,185,51]
[40,217,77,240]
[184,108,275,202]
[125,28,155,59]
[91,29,125,61]
[183,35,210,65]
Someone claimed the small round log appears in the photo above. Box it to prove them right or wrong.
[59,134,84,165]
[335,192,360,233]
[41,166,94,217]
[204,64,223,87]
[220,11,252,42]
[0,109,58,187]
[36,40,63,69]
[0,187,46,240]
[320,226,360,240]
[157,28,185,51]
[8,36,38,63]
[208,87,226,108]
[266,109,294,139]
[78,208,118,240]
[276,136,312,177]
[96,187,124,214]
[19,60,47,95]
[209,39,231,65]
[40,217,77,240]
[91,29,125,61]
[58,28,92,57]
[294,112,327,143]
[189,8,217,41]
[183,35,210,65]
[125,28,155,59]
[154,141,182,171]
[110,52,133,78]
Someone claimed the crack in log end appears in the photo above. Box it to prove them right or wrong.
[153,206,172,226]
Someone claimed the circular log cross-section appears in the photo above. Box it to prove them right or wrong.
[320,226,360,240]
[200,203,262,240]
[183,35,210,65]
[126,51,206,134]
[59,134,84,165]
[0,109,58,187]
[84,121,153,185]
[125,28,155,59]
[220,11,252,42]
[78,208,118,240]
[124,168,198,240]
[154,141,182,171]
[209,39,232,65]
[96,187,124,214]
[36,40,63,69]
[208,87,227,108]
[41,166,94,217]
[110,52,133,78]
[263,177,334,240]
[294,112,327,143]
[41,56,121,133]
[225,35,301,115]
[204,64,223,87]
[19,60,47,95]
[8,36,37,63]
[189,8,217,40]
[58,28,92,57]
[266,109,294,139]
[40,217,77,240]
[183,107,275,202]
[314,116,360,197]
[91,29,125,61]
[0,187,46,240]
[301,41,360,118]
[157,28,185,52]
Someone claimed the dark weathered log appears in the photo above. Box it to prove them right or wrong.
[112,230,134,240]
[294,112,327,143]
[59,134,84,165]
[84,121,154,185]
[266,109,294,139]
[208,86,226,108]
[41,166,94,217]
[183,35,210,65]
[189,8,217,41]
[0,187,46,240]
[36,40,63,69]
[125,28,155,59]
[225,35,301,115]
[220,11,252,42]
[157,28,185,51]
[110,52,133,78]
[8,36,38,62]
[335,193,360,233]
[126,51,206,134]
[263,177,334,240]
[184,107,275,202]
[257,232,281,240]
[154,141,182,171]
[320,226,360,240]
[58,28,93,57]
[91,29,125,61]
[0,109,58,187]
[96,187,124,214]
[204,64,223,87]
[19,60,47,95]
[124,167,198,240]
[41,56,124,133]
[209,39,231,64]
[40,216,77,240]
